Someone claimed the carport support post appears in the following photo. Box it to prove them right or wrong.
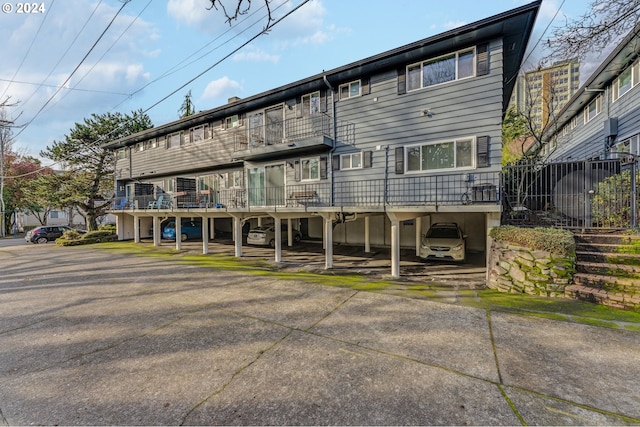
[415,216,422,257]
[287,218,293,247]
[202,217,209,254]
[320,213,333,269]
[133,215,140,243]
[232,215,243,257]
[209,218,215,240]
[364,216,371,253]
[153,216,161,247]
[274,217,282,263]
[175,217,182,251]
[390,219,400,278]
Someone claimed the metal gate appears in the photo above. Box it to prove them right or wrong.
[502,158,638,230]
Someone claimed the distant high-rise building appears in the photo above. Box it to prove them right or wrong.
[509,58,580,130]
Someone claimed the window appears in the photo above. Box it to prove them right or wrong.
[116,148,127,160]
[301,157,320,180]
[614,135,639,157]
[407,48,475,91]
[225,115,240,129]
[136,142,144,152]
[613,61,639,101]
[301,91,321,117]
[227,170,243,188]
[145,139,157,150]
[571,116,578,129]
[341,152,362,170]
[191,125,205,142]
[167,132,181,149]
[339,81,360,100]
[406,138,474,172]
[583,96,602,124]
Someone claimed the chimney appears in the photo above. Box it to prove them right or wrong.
[228,96,241,104]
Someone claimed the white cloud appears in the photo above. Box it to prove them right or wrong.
[201,76,242,100]
[442,21,468,30]
[233,46,280,63]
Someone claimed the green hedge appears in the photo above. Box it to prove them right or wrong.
[489,225,575,257]
[56,228,117,246]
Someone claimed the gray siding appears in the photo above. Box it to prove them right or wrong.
[332,39,504,185]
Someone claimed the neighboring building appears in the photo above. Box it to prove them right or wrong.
[510,58,580,130]
[505,24,640,230]
[544,24,640,161]
[105,1,541,277]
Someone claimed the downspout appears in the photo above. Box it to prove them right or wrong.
[323,75,336,207]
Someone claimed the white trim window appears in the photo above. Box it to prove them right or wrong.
[406,137,475,172]
[340,152,362,170]
[225,115,240,129]
[301,91,321,117]
[301,157,320,181]
[583,95,602,124]
[407,48,475,91]
[612,60,639,102]
[339,80,361,100]
[570,116,578,130]
[167,132,181,149]
[145,138,158,150]
[191,125,205,143]
[613,134,640,157]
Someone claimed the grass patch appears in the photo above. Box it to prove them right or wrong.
[93,241,640,330]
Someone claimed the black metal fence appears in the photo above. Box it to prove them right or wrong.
[502,158,638,229]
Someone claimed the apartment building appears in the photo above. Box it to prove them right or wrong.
[106,1,541,277]
[510,58,580,130]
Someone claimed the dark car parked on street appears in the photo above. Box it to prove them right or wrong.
[25,225,85,244]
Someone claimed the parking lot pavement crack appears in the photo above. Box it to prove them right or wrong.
[180,329,294,426]
[486,310,504,385]
[0,405,8,426]
[304,290,360,332]
[497,384,526,425]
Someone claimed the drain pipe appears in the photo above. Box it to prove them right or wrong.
[323,75,336,207]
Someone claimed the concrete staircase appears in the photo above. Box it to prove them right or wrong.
[565,232,640,310]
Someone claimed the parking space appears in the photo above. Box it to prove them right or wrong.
[148,238,488,287]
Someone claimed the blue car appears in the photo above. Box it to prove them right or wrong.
[162,219,202,241]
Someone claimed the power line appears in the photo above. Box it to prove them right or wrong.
[0,0,56,100]
[12,0,131,142]
[42,0,152,115]
[3,0,310,179]
[0,77,130,96]
[18,0,105,112]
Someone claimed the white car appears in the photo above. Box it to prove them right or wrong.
[419,222,466,262]
[247,225,302,248]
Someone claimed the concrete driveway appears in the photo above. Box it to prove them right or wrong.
[0,243,639,425]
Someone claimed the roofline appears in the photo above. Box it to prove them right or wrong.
[544,23,640,138]
[106,1,541,149]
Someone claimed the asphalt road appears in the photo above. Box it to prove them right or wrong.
[1,243,639,425]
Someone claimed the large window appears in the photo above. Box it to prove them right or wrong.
[167,132,181,149]
[407,48,475,91]
[406,138,474,172]
[191,125,205,142]
[613,60,639,102]
[583,96,602,124]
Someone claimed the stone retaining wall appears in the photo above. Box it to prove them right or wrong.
[487,240,575,297]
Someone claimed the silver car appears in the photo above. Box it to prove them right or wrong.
[419,222,466,262]
[247,225,302,248]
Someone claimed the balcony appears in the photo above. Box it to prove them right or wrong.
[112,171,500,212]
[233,114,355,160]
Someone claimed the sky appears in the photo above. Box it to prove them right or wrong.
[0,0,593,165]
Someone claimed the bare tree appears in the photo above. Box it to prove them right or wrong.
[207,0,274,26]
[546,0,640,61]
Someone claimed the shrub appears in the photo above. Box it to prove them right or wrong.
[591,170,640,228]
[99,224,116,233]
[61,229,83,241]
[57,227,117,246]
[490,225,575,257]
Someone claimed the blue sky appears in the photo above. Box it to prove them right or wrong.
[1,0,590,164]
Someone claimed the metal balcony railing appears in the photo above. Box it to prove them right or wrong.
[113,171,501,211]
[234,115,355,153]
